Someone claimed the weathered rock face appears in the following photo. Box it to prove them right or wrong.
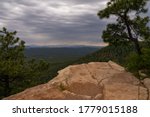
[143,78,150,100]
[4,61,150,100]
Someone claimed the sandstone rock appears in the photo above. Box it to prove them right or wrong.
[139,70,148,78]
[5,85,66,100]
[63,90,92,100]
[94,94,103,100]
[102,72,140,85]
[4,62,149,100]
[143,78,150,89]
[108,61,125,71]
[103,83,139,100]
[138,86,148,100]
[66,65,101,96]
[143,78,150,100]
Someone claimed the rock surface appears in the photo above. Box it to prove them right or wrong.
[143,78,150,100]
[4,61,150,100]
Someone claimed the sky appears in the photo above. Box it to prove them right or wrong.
[0,0,150,46]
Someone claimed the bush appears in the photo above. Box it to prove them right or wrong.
[126,48,150,76]
[126,52,141,71]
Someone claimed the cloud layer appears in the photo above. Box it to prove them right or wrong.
[0,0,149,46]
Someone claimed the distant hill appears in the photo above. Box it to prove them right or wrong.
[74,44,135,65]
[24,46,101,62]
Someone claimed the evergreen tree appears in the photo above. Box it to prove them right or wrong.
[0,27,25,96]
[0,27,49,96]
[98,0,150,55]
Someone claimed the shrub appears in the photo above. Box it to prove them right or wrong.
[126,48,150,76]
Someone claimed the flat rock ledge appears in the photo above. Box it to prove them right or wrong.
[4,61,150,100]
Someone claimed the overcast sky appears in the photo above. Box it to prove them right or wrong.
[0,0,149,46]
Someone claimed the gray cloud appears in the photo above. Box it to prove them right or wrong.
[0,0,149,46]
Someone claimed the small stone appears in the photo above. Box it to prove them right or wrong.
[94,94,103,100]
[138,86,148,100]
[143,78,150,100]
[143,78,150,89]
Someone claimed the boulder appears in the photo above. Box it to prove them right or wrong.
[4,61,149,100]
[143,78,150,100]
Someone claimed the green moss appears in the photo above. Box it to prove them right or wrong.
[59,83,67,91]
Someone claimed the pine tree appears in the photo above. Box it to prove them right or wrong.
[0,27,25,96]
[98,0,150,55]
[0,27,50,97]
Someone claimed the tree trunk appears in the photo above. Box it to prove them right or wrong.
[4,77,10,97]
[123,16,142,55]
[133,39,142,55]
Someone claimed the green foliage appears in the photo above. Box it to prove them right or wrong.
[59,83,67,91]
[142,48,150,68]
[102,23,129,45]
[0,27,26,96]
[98,0,148,19]
[132,16,150,40]
[0,27,50,97]
[126,48,150,75]
[0,27,25,60]
[75,44,134,65]
[125,52,141,71]
[98,0,150,55]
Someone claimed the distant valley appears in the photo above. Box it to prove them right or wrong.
[24,46,101,62]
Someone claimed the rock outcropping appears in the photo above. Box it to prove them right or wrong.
[5,61,150,100]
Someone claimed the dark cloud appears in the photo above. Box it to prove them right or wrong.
[0,0,149,46]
